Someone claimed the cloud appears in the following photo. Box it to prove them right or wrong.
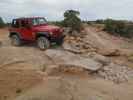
[0,0,133,22]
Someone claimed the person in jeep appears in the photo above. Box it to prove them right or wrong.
[9,17,65,50]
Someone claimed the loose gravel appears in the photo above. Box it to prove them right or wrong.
[98,63,133,84]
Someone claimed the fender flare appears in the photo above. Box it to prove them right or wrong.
[36,32,50,39]
[9,32,21,39]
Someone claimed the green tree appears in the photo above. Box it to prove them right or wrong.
[0,17,5,28]
[63,10,81,32]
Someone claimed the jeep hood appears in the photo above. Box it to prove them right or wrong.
[33,25,61,32]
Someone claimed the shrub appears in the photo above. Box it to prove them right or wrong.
[95,19,105,24]
[0,17,5,28]
[104,19,133,38]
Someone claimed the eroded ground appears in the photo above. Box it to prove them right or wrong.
[0,27,133,100]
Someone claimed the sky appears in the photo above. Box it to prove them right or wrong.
[0,0,133,22]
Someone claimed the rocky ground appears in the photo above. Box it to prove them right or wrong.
[0,26,133,100]
[63,25,133,83]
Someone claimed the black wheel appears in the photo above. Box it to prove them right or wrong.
[37,36,50,50]
[10,35,21,46]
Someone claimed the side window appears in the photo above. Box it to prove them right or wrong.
[12,20,20,28]
[32,19,38,25]
[21,20,30,27]
[21,20,26,27]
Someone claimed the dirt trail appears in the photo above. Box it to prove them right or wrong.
[84,26,133,54]
[85,27,118,49]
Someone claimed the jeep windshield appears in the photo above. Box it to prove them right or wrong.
[32,18,47,26]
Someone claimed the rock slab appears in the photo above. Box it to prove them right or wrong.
[45,49,103,71]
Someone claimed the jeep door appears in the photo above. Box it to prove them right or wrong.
[10,19,21,35]
[20,19,33,40]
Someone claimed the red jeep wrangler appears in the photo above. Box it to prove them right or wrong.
[9,17,65,50]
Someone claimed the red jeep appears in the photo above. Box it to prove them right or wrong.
[9,17,65,50]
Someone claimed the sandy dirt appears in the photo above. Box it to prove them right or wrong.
[0,27,133,100]
[15,74,133,100]
[0,69,43,100]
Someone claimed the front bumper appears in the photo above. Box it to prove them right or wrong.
[50,34,66,43]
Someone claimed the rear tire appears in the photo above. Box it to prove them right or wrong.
[37,36,50,50]
[10,35,21,46]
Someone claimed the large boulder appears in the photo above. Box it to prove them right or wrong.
[45,49,103,71]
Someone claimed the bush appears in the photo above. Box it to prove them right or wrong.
[62,10,82,32]
[104,19,133,38]
[0,17,5,28]
[95,19,105,24]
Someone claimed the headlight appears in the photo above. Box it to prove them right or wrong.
[49,32,53,35]
[59,29,64,33]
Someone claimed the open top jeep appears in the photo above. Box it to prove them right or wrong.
[9,17,65,50]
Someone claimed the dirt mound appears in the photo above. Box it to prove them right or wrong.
[63,25,133,56]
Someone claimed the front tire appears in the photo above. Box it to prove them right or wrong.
[37,36,50,50]
[10,35,21,46]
